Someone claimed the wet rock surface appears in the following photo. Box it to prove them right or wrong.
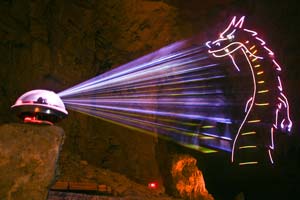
[0,123,64,200]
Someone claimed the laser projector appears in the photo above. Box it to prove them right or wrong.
[11,89,68,125]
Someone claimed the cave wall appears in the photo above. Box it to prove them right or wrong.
[1,0,299,191]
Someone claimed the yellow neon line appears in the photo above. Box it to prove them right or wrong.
[254,64,261,68]
[182,144,218,153]
[239,161,258,166]
[202,125,215,129]
[251,57,258,62]
[239,145,257,149]
[258,80,265,84]
[257,71,264,75]
[241,131,256,136]
[93,107,199,126]
[250,45,256,50]
[255,102,269,106]
[199,136,215,140]
[247,119,261,123]
[64,110,217,154]
[258,89,269,93]
[183,132,199,137]
[252,50,257,54]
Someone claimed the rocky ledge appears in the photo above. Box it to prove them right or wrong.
[0,123,64,200]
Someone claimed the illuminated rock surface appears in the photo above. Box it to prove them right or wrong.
[171,155,214,200]
[0,123,64,200]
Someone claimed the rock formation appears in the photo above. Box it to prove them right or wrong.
[0,0,228,185]
[0,123,64,200]
[171,154,214,200]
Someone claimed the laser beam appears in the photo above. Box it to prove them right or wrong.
[58,16,292,158]
[58,35,238,153]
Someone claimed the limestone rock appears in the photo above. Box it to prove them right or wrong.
[0,123,65,200]
[171,154,214,200]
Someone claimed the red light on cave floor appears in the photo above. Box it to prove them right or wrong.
[148,182,158,189]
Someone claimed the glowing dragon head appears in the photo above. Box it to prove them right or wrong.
[206,16,247,58]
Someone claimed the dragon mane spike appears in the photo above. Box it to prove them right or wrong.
[220,16,238,38]
[234,16,245,28]
[230,16,237,27]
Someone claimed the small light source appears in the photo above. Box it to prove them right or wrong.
[148,182,158,189]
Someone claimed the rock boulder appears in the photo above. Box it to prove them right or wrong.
[0,123,64,200]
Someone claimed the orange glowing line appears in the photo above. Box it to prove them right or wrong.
[258,81,265,84]
[251,57,258,62]
[257,71,264,75]
[247,119,261,123]
[252,49,257,54]
[258,90,269,93]
[255,103,270,106]
[250,45,256,50]
[254,64,261,68]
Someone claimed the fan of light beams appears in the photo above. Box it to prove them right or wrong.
[58,16,292,159]
[58,38,239,153]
